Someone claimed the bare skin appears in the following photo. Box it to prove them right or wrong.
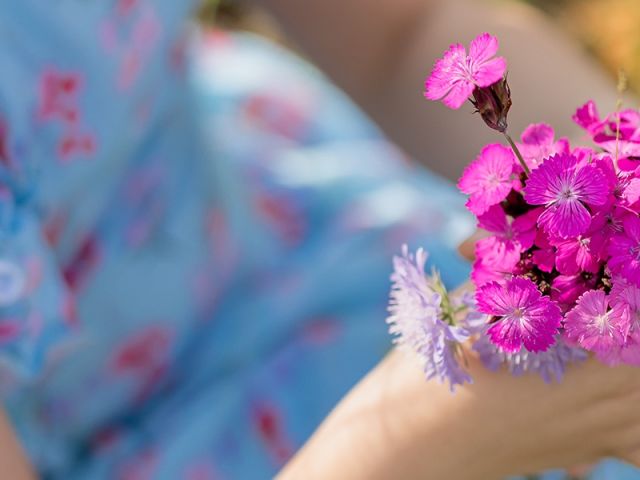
[278,346,640,479]
[258,0,620,181]
[0,411,35,479]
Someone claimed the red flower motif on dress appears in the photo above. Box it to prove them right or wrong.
[252,402,294,466]
[0,118,14,168]
[62,233,101,292]
[111,326,172,403]
[100,2,162,91]
[38,68,96,163]
[117,448,158,480]
[255,191,306,247]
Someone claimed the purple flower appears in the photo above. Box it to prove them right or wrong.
[564,290,629,355]
[387,246,471,390]
[517,123,570,170]
[523,153,608,238]
[608,215,640,286]
[458,144,518,215]
[476,277,562,353]
[474,335,586,383]
[425,33,506,109]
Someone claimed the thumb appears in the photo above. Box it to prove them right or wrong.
[457,229,489,261]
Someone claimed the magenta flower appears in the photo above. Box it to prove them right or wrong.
[552,214,607,276]
[471,256,511,288]
[608,215,640,286]
[564,290,629,355]
[550,273,596,310]
[531,227,556,273]
[517,123,570,170]
[622,176,640,206]
[607,281,640,365]
[572,100,601,134]
[523,153,608,238]
[425,33,506,109]
[574,102,640,169]
[476,277,561,353]
[458,144,517,215]
[475,204,535,270]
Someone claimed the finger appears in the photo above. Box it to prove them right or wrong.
[620,449,640,468]
[457,229,489,261]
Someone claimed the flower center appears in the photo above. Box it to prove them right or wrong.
[594,312,611,334]
[486,172,502,187]
[579,237,591,251]
[464,56,476,82]
[559,186,577,200]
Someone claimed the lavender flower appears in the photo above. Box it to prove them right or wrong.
[387,246,472,390]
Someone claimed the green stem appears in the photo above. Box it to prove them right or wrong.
[504,131,530,176]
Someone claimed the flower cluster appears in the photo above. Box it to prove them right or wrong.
[388,33,640,388]
[387,246,477,390]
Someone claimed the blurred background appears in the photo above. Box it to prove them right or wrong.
[200,0,640,94]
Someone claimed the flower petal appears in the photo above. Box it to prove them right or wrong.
[538,199,591,238]
[424,44,468,102]
[469,32,500,64]
[473,57,507,87]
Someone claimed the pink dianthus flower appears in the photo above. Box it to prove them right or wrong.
[523,153,608,238]
[458,144,518,215]
[476,277,561,353]
[424,33,506,110]
[564,290,629,355]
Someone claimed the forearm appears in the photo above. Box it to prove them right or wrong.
[278,342,640,479]
[278,350,502,480]
[0,410,35,479]
[256,0,618,180]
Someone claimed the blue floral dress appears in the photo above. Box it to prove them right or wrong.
[0,2,473,478]
[1,2,633,479]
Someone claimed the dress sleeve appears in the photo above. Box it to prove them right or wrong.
[0,184,76,394]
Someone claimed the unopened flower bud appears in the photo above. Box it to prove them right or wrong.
[471,77,512,133]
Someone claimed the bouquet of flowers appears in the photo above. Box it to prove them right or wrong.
[388,33,640,390]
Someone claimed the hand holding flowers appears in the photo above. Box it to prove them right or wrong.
[389,32,640,392]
